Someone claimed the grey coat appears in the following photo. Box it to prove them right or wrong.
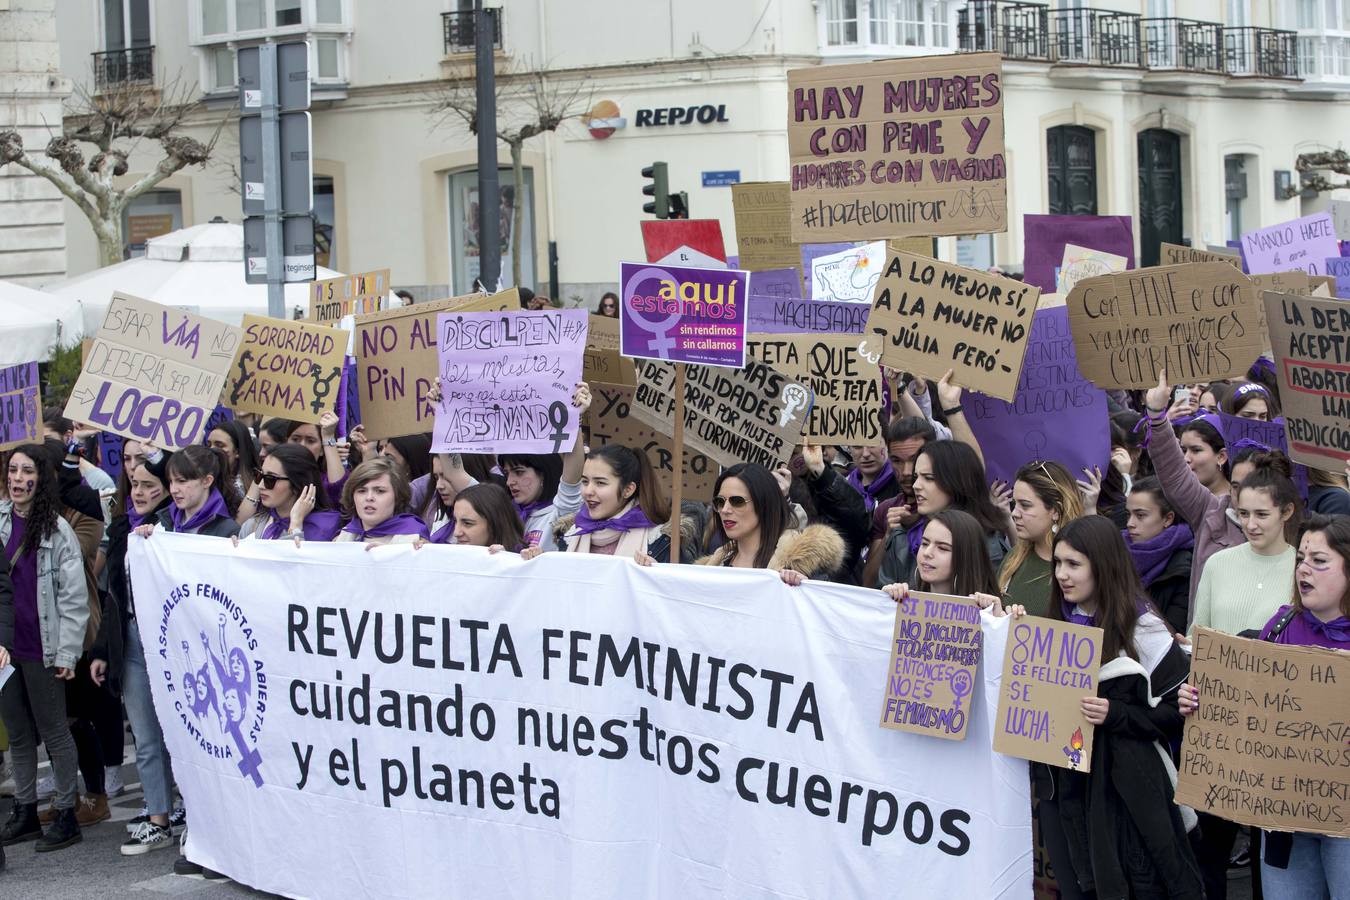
[0,501,90,670]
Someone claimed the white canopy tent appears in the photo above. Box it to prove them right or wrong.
[0,279,86,364]
[45,221,342,330]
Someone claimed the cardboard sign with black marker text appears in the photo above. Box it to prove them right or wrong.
[226,315,348,423]
[1262,290,1350,469]
[746,333,883,443]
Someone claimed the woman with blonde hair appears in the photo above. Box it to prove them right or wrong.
[998,460,1086,616]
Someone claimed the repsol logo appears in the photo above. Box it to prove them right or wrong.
[635,104,729,127]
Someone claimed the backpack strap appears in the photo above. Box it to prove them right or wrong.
[1263,606,1299,642]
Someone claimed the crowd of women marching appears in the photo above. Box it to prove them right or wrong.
[0,351,1346,898]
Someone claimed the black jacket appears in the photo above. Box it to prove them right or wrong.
[90,501,173,693]
[801,466,868,585]
[155,507,240,538]
[1036,624,1203,900]
[1146,547,1193,635]
[0,553,16,653]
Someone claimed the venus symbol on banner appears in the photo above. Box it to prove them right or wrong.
[622,265,682,357]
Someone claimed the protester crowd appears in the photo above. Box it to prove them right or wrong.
[0,348,1346,899]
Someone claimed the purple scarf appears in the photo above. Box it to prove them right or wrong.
[127,507,150,529]
[1264,605,1350,649]
[514,499,550,524]
[430,517,455,544]
[846,460,896,513]
[341,512,430,542]
[1124,524,1194,588]
[1062,602,1096,627]
[573,504,655,536]
[263,508,342,542]
[169,489,230,534]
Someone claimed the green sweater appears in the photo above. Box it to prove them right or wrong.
[1190,543,1295,636]
[1000,551,1054,618]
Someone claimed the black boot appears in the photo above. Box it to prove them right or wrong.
[35,806,81,853]
[0,803,41,845]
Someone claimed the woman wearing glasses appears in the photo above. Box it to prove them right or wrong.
[692,463,846,583]
[239,444,342,542]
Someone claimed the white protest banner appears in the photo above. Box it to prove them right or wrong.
[129,535,1031,900]
[433,309,588,454]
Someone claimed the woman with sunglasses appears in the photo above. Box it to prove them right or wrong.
[241,444,341,542]
[694,463,846,582]
[998,460,1085,617]
[335,457,429,545]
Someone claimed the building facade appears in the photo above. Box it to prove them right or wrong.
[33,0,1350,302]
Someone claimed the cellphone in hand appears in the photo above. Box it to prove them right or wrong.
[1172,386,1190,405]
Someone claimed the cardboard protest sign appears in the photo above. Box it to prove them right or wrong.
[810,241,886,303]
[629,357,811,470]
[583,314,635,386]
[432,309,588,454]
[308,268,390,323]
[585,382,717,500]
[747,333,883,443]
[1065,263,1262,389]
[618,262,748,368]
[353,290,518,440]
[1242,212,1339,276]
[1160,242,1242,268]
[748,268,803,300]
[0,362,40,451]
[861,248,1039,402]
[640,220,727,268]
[880,592,982,741]
[994,615,1103,772]
[1176,628,1350,837]
[962,305,1110,485]
[788,52,1006,242]
[1263,290,1350,468]
[226,316,347,423]
[731,182,800,278]
[747,296,868,334]
[65,293,242,450]
[1023,215,1135,294]
[1056,243,1127,294]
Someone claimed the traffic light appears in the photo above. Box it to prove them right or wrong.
[642,161,669,219]
[668,191,689,220]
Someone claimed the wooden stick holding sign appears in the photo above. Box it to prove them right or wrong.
[669,363,685,563]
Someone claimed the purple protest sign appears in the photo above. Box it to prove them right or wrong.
[432,309,588,454]
[961,306,1110,485]
[800,242,854,279]
[746,296,869,334]
[97,429,124,484]
[0,362,40,452]
[618,262,747,368]
[1326,257,1350,298]
[1023,215,1134,294]
[1241,212,1339,276]
[747,267,802,300]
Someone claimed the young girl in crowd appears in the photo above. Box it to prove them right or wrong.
[1012,516,1201,900]
[375,434,435,521]
[257,417,290,459]
[448,483,523,551]
[1181,514,1350,899]
[1122,476,1194,632]
[551,445,690,562]
[0,445,91,852]
[90,452,182,855]
[285,413,347,508]
[137,446,240,539]
[245,444,342,542]
[425,453,497,542]
[1196,381,1230,417]
[336,457,429,545]
[998,460,1084,617]
[496,384,589,551]
[881,509,1000,602]
[875,440,1008,588]
[695,463,846,581]
[1178,417,1231,497]
[1224,381,1278,421]
[206,420,260,503]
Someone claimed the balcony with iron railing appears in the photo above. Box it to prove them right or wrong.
[442,8,502,56]
[92,46,155,88]
[1140,18,1223,74]
[1047,7,1141,67]
[958,1,1049,60]
[1225,26,1299,78]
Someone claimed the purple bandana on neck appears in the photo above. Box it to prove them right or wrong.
[263,509,342,541]
[514,499,550,523]
[342,512,430,542]
[1124,523,1193,587]
[573,504,656,536]
[847,460,896,513]
[1262,604,1350,649]
[1062,601,1095,627]
[127,507,149,529]
[1299,610,1350,643]
[169,489,230,533]
[430,517,456,544]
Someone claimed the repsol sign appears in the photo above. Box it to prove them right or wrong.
[635,104,730,127]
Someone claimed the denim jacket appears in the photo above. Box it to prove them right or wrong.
[0,501,90,670]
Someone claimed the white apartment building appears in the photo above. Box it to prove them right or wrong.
[17,0,1350,301]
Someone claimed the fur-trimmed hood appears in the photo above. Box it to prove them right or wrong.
[697,524,847,580]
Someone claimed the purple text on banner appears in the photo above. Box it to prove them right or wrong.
[0,362,37,394]
[1240,212,1339,276]
[1023,215,1134,294]
[1326,257,1350,298]
[747,267,803,300]
[0,386,39,447]
[432,309,588,455]
[618,262,748,368]
[961,306,1110,485]
[97,428,123,484]
[747,296,868,334]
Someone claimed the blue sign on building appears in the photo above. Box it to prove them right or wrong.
[701,170,741,187]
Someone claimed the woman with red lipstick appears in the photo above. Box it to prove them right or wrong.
[554,445,691,562]
[0,444,90,852]
[1181,514,1350,899]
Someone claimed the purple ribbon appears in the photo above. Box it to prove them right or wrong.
[341,512,430,542]
[572,504,656,536]
[263,509,343,541]
[1301,609,1350,643]
[169,489,230,533]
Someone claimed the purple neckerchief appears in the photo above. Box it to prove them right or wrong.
[572,503,655,536]
[906,515,927,559]
[263,508,342,541]
[847,460,896,513]
[169,489,229,533]
[1124,523,1194,588]
[342,513,430,542]
[127,507,150,529]
[1062,602,1096,627]
[430,517,455,544]
[1262,605,1350,649]
[514,499,550,523]
[1299,610,1350,643]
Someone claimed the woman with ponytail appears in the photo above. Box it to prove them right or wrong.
[548,445,691,562]
[136,446,239,539]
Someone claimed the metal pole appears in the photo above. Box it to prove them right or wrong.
[260,42,285,318]
[474,1,501,292]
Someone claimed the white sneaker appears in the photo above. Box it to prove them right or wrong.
[35,773,55,799]
[104,765,125,798]
[121,821,174,856]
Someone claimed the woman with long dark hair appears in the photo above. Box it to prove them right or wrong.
[881,508,1000,607]
[1123,476,1193,632]
[1009,516,1200,900]
[496,384,590,551]
[242,444,341,542]
[447,483,523,551]
[1223,381,1278,422]
[206,420,260,503]
[0,444,90,852]
[136,446,240,539]
[551,445,690,562]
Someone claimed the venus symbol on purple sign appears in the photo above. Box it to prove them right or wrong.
[622,266,682,357]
